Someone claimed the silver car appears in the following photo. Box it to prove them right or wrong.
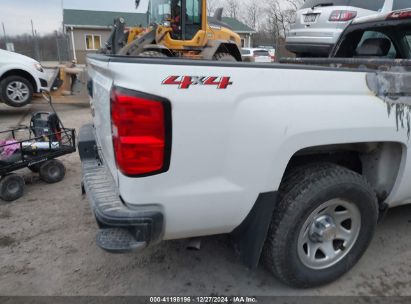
[286,0,411,56]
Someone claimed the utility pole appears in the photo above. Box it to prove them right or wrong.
[55,31,61,63]
[31,20,36,59]
[61,0,65,33]
[2,22,8,46]
[31,20,40,61]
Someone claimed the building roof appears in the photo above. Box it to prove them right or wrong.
[63,9,147,28]
[222,17,256,34]
[63,9,255,33]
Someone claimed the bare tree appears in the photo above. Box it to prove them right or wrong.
[244,0,260,30]
[285,0,304,11]
[0,32,70,61]
[263,0,303,59]
[266,0,302,39]
[224,0,241,19]
[207,0,222,16]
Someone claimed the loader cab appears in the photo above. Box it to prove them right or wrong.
[148,0,205,42]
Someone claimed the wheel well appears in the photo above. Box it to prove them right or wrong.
[285,142,403,203]
[216,43,242,61]
[0,69,37,92]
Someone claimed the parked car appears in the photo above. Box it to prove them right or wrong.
[0,49,48,107]
[282,8,411,63]
[241,48,273,62]
[286,0,411,57]
[258,46,276,61]
[82,12,411,289]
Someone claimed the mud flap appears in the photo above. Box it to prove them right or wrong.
[231,191,278,268]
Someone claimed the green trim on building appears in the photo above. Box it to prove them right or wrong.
[63,9,255,33]
[63,9,147,28]
[221,17,255,33]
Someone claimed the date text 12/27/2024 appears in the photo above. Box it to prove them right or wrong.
[149,297,258,303]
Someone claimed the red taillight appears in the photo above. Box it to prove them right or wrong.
[329,10,357,22]
[387,10,411,20]
[111,87,171,176]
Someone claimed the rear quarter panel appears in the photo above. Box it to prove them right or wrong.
[88,57,411,240]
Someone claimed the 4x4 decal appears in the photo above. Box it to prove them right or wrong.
[162,76,233,89]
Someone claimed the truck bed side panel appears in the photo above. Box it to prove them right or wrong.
[88,57,410,239]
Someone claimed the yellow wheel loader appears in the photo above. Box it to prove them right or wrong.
[102,0,243,61]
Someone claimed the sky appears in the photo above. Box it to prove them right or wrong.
[0,0,147,36]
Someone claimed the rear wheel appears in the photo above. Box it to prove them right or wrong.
[0,174,25,202]
[39,160,66,184]
[0,76,33,107]
[213,52,237,62]
[262,163,378,288]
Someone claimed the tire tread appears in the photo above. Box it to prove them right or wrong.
[262,163,378,287]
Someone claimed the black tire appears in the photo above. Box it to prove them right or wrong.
[39,160,66,184]
[139,51,168,58]
[213,52,237,62]
[0,174,25,202]
[262,163,378,288]
[0,76,34,107]
[28,163,42,173]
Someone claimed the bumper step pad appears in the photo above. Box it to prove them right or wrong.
[79,124,164,253]
[96,228,147,253]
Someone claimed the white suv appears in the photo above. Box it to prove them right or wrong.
[241,48,273,63]
[286,0,410,57]
[0,49,49,107]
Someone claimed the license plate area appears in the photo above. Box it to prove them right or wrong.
[304,13,319,23]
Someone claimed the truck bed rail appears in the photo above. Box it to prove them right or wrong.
[280,57,411,70]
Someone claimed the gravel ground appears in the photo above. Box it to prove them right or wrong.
[0,97,411,297]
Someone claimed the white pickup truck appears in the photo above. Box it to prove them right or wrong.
[80,11,411,288]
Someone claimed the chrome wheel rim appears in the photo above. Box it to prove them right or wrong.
[297,199,361,270]
[6,81,30,103]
